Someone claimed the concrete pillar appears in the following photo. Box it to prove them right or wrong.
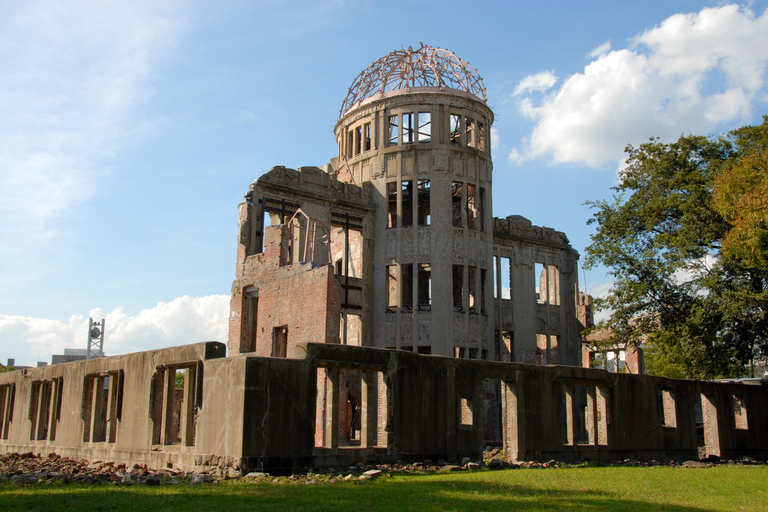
[360,371,377,448]
[162,369,176,445]
[324,367,339,451]
[182,366,196,446]
[564,384,575,445]
[90,377,104,442]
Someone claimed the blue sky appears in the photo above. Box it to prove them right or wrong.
[2,0,768,366]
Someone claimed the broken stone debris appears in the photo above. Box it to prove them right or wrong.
[2,450,762,487]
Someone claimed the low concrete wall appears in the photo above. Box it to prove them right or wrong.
[1,341,766,474]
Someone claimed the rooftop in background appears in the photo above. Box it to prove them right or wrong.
[339,44,487,118]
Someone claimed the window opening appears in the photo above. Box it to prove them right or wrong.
[417,346,432,355]
[454,347,465,358]
[387,265,398,312]
[244,290,258,353]
[401,181,413,227]
[418,112,431,142]
[342,313,363,346]
[733,395,748,430]
[465,117,474,147]
[452,182,463,227]
[387,183,397,228]
[466,184,476,230]
[401,264,414,310]
[453,265,464,312]
[418,263,431,310]
[477,121,486,151]
[500,257,511,299]
[535,263,545,304]
[469,348,478,359]
[150,364,200,447]
[536,334,549,365]
[82,374,119,443]
[315,368,388,449]
[659,390,677,428]
[563,384,607,447]
[273,326,288,358]
[388,115,398,145]
[346,131,353,159]
[402,113,414,143]
[0,384,15,440]
[29,379,62,441]
[548,265,560,305]
[364,123,371,151]
[460,397,473,425]
[417,180,430,225]
[450,114,461,144]
[354,126,362,155]
[503,331,514,362]
[468,266,477,312]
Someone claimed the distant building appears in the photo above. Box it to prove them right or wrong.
[51,348,105,365]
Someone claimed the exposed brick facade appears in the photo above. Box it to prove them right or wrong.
[228,224,341,358]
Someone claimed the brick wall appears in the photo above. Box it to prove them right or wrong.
[228,225,342,357]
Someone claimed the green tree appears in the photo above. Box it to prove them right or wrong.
[585,117,768,379]
[712,126,768,271]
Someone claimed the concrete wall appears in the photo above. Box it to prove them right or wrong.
[2,342,766,474]
[0,342,226,471]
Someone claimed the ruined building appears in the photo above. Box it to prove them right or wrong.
[228,45,582,367]
[0,46,766,474]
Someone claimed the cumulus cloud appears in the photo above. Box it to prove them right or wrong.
[512,71,558,96]
[0,295,230,367]
[509,4,768,168]
[588,40,612,58]
[0,1,185,271]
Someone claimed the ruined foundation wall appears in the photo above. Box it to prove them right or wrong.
[0,342,226,471]
[1,342,766,473]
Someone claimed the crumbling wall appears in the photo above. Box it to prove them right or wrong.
[228,166,374,356]
[1,342,766,473]
[492,215,581,366]
[0,342,226,471]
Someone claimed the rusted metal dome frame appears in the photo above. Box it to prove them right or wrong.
[340,44,487,118]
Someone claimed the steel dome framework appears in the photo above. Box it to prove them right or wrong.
[340,44,487,118]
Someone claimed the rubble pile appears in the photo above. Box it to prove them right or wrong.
[1,450,763,486]
[0,452,195,486]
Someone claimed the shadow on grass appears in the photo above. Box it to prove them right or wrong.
[1,475,714,512]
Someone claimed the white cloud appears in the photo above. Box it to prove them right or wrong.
[0,295,230,367]
[588,40,612,58]
[512,71,558,96]
[0,1,186,274]
[509,4,768,168]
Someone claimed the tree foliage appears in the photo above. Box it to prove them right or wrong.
[585,117,768,379]
[712,124,768,271]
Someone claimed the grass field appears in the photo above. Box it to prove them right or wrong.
[1,465,766,511]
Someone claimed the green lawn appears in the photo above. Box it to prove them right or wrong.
[1,466,766,511]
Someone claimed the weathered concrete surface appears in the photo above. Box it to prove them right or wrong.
[0,342,225,471]
[2,342,766,474]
